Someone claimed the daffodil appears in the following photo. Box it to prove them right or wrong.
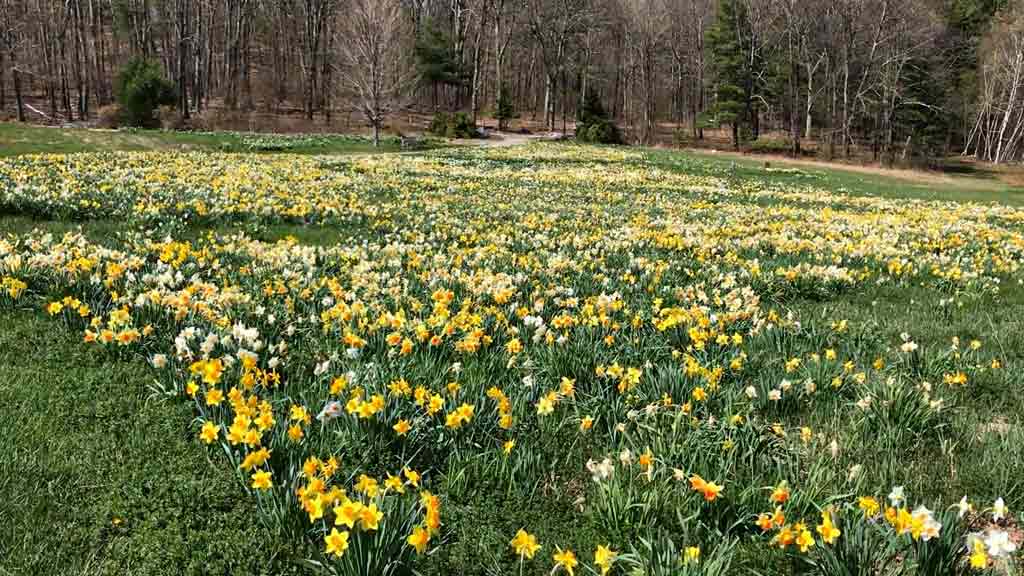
[969,536,989,569]
[770,482,790,504]
[992,497,1007,521]
[359,502,383,531]
[408,525,430,554]
[510,529,541,559]
[594,545,616,575]
[199,421,219,444]
[393,419,412,436]
[796,527,815,552]
[334,500,363,528]
[325,528,350,558]
[816,509,841,544]
[251,470,272,491]
[552,547,578,575]
[858,496,880,518]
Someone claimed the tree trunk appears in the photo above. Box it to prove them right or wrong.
[470,15,483,124]
[842,44,850,158]
[805,59,816,140]
[177,0,190,119]
[0,43,5,111]
[544,73,553,130]
[789,33,800,157]
[14,67,25,122]
[494,2,504,127]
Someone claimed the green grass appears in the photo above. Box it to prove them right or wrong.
[0,310,309,575]
[647,147,1024,205]
[0,122,428,157]
[784,282,1024,504]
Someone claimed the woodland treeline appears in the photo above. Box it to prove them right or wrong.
[3,0,1024,163]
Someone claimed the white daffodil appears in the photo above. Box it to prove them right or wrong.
[985,530,1017,558]
[888,486,905,507]
[992,497,1008,522]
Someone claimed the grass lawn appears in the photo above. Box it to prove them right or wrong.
[0,122,430,156]
[658,147,1024,205]
[1,138,1022,575]
[0,310,308,576]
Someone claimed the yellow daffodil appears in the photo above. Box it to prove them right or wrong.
[510,529,541,559]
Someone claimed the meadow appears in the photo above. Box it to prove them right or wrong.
[0,135,1021,575]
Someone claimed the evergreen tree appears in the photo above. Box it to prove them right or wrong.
[414,21,467,110]
[495,85,514,130]
[116,58,176,127]
[897,54,950,164]
[576,90,620,144]
[705,0,758,150]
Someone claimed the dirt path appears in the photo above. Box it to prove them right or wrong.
[445,131,563,149]
[480,132,545,147]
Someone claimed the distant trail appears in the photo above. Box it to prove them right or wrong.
[479,132,540,147]
[395,131,543,155]
[443,131,565,149]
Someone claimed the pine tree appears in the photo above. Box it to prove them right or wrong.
[705,0,757,149]
[897,54,949,164]
[495,85,514,130]
[414,22,467,110]
[576,90,620,144]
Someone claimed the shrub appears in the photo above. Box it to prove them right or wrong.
[577,118,620,144]
[428,112,449,136]
[452,112,476,138]
[189,109,247,132]
[576,90,620,144]
[116,58,176,128]
[428,111,477,139]
[747,137,792,154]
[586,122,619,145]
[494,87,514,130]
[158,105,186,131]
[94,104,123,129]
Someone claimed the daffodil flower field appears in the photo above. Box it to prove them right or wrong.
[1,143,1022,575]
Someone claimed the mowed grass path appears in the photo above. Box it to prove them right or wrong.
[0,310,304,576]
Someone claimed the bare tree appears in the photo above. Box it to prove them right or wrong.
[485,0,518,128]
[338,0,416,146]
[619,0,668,144]
[665,0,712,138]
[302,0,334,120]
[0,0,974,165]
[776,0,813,155]
[966,6,1024,163]
[467,0,488,123]
[0,0,25,121]
[872,0,940,165]
[526,0,592,131]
